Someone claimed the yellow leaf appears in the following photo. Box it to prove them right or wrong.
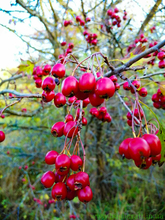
[17,60,35,75]
[159,81,165,96]
[44,194,49,200]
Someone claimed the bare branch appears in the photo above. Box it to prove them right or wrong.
[0,89,42,98]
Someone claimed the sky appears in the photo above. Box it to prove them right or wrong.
[0,0,159,70]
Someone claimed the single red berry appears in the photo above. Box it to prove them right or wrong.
[66,174,75,191]
[64,20,70,27]
[123,82,131,90]
[140,33,144,39]
[35,78,42,88]
[77,186,93,203]
[42,77,55,91]
[107,9,113,16]
[86,17,91,22]
[152,93,160,102]
[70,155,83,171]
[82,117,87,126]
[92,33,98,39]
[114,83,120,91]
[24,165,28,170]
[126,112,132,120]
[63,121,78,138]
[80,20,85,26]
[103,113,112,122]
[41,171,55,188]
[79,73,96,93]
[65,114,74,122]
[51,121,65,137]
[68,96,77,104]
[157,51,165,60]
[51,182,67,200]
[157,88,163,97]
[83,98,90,108]
[55,154,71,175]
[158,60,165,68]
[89,92,104,107]
[138,87,148,97]
[128,137,151,161]
[95,77,115,99]
[161,96,165,104]
[114,7,119,13]
[91,39,98,45]
[54,93,66,108]
[36,66,43,77]
[76,16,81,22]
[61,41,66,46]
[99,107,107,116]
[52,63,65,78]
[109,75,118,83]
[89,107,99,117]
[68,43,74,49]
[142,134,161,156]
[45,151,59,165]
[123,15,127,20]
[153,102,161,109]
[43,64,51,75]
[119,138,133,159]
[74,171,90,190]
[132,80,141,89]
[42,90,55,102]
[62,76,79,97]
[127,119,132,127]
[66,189,76,201]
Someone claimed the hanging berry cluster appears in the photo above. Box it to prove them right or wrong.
[152,89,165,110]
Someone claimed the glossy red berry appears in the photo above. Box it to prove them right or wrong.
[68,96,77,104]
[80,20,85,26]
[128,138,151,161]
[52,63,65,78]
[42,77,55,91]
[103,113,112,122]
[75,88,89,100]
[35,78,42,88]
[62,76,79,97]
[79,73,96,93]
[134,157,152,169]
[123,82,131,90]
[132,80,141,89]
[127,119,132,127]
[55,154,71,175]
[66,174,75,191]
[74,171,90,190]
[77,186,93,203]
[95,77,115,99]
[138,87,148,97]
[107,9,113,16]
[63,121,78,138]
[42,90,55,102]
[45,151,59,165]
[65,114,74,122]
[82,117,88,126]
[76,16,81,22]
[91,39,98,45]
[89,92,104,107]
[157,88,163,97]
[70,155,83,171]
[83,98,90,108]
[152,154,161,164]
[54,92,66,107]
[152,94,159,102]
[51,121,65,137]
[0,131,5,142]
[142,134,161,156]
[43,64,51,75]
[36,66,43,77]
[153,102,161,109]
[86,17,91,22]
[157,51,165,60]
[89,107,99,117]
[68,43,74,49]
[51,182,67,200]
[114,83,120,91]
[158,60,165,68]
[61,41,66,46]
[41,171,55,188]
[126,112,132,120]
[119,138,133,159]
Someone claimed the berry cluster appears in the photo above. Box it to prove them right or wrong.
[152,89,165,110]
[90,107,112,122]
[59,42,74,63]
[41,151,93,203]
[157,51,165,69]
[107,7,127,29]
[119,134,161,169]
[126,109,144,127]
[123,80,148,97]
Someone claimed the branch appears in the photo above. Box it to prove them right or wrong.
[0,74,25,87]
[0,89,42,98]
[48,0,58,23]
[137,0,162,35]
[104,39,165,77]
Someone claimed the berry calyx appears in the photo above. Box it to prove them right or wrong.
[74,171,90,190]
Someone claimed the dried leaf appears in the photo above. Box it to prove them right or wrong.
[159,81,165,96]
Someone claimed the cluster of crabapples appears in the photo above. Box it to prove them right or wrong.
[41,151,93,203]
[107,7,127,28]
[123,80,148,97]
[119,134,161,169]
[152,88,165,110]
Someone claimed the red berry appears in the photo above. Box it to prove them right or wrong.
[114,82,120,91]
[80,20,85,26]
[68,43,74,49]
[103,113,112,122]
[161,96,165,104]
[83,98,90,108]
[109,75,118,83]
[77,186,93,203]
[138,87,148,97]
[42,90,55,102]
[89,92,104,107]
[35,78,42,88]
[42,77,55,91]
[65,114,74,122]
[86,17,91,22]
[152,93,159,102]
[91,39,97,45]
[74,171,90,190]
[54,92,66,107]
[55,172,67,183]
[158,60,165,68]
[95,77,115,99]
[66,189,76,201]
[63,121,78,138]
[127,119,132,126]
[45,151,59,165]
[51,182,67,200]
[75,88,89,100]
[123,15,127,20]
[64,20,70,27]
[51,121,65,137]
[52,63,65,78]
[128,138,151,161]
[43,64,51,75]
[134,157,152,169]
[119,138,133,159]
[55,154,71,175]
[153,102,161,109]
[89,107,99,117]
[62,76,79,97]
[68,96,77,104]
[82,117,87,126]
[79,73,96,93]
[126,112,132,120]
[0,131,6,142]
[70,155,83,171]
[61,41,66,46]
[132,80,141,89]
[152,154,161,164]
[142,134,161,156]
[41,171,55,188]
[36,66,43,77]
[123,81,131,90]
[114,7,119,13]
[76,16,81,22]
[157,51,165,60]
[107,9,113,16]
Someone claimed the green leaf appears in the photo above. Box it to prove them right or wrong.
[17,59,34,75]
[157,125,165,166]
